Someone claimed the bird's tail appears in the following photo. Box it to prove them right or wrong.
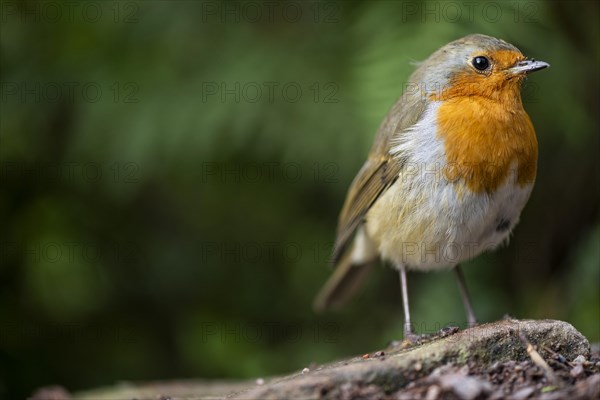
[313,247,378,312]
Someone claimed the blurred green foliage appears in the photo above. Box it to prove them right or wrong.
[1,0,599,398]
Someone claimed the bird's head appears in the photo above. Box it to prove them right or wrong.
[415,34,549,106]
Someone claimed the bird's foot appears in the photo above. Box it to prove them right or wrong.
[389,325,461,349]
[403,331,423,345]
[439,325,460,337]
[465,320,479,329]
[387,331,429,349]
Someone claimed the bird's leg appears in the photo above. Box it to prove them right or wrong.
[454,264,477,327]
[399,264,419,342]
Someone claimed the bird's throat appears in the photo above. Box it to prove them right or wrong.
[435,97,538,194]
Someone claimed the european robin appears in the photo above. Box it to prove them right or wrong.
[314,34,549,340]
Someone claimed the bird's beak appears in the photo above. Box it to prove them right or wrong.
[507,59,550,75]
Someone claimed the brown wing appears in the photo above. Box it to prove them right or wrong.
[331,95,427,264]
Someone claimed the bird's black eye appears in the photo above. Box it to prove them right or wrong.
[472,56,490,71]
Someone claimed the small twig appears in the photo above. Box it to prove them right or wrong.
[518,332,560,387]
[541,344,574,368]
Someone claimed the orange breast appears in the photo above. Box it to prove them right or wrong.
[435,97,538,194]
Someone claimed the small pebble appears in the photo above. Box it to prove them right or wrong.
[255,378,264,385]
[438,373,492,400]
[573,355,586,364]
[374,351,385,357]
[301,367,310,374]
[425,385,440,400]
[362,353,370,359]
[570,363,585,378]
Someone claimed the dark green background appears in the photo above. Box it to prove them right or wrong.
[1,1,598,398]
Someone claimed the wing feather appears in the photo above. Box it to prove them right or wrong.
[331,95,427,264]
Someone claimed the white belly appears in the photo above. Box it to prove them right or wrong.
[364,102,534,270]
